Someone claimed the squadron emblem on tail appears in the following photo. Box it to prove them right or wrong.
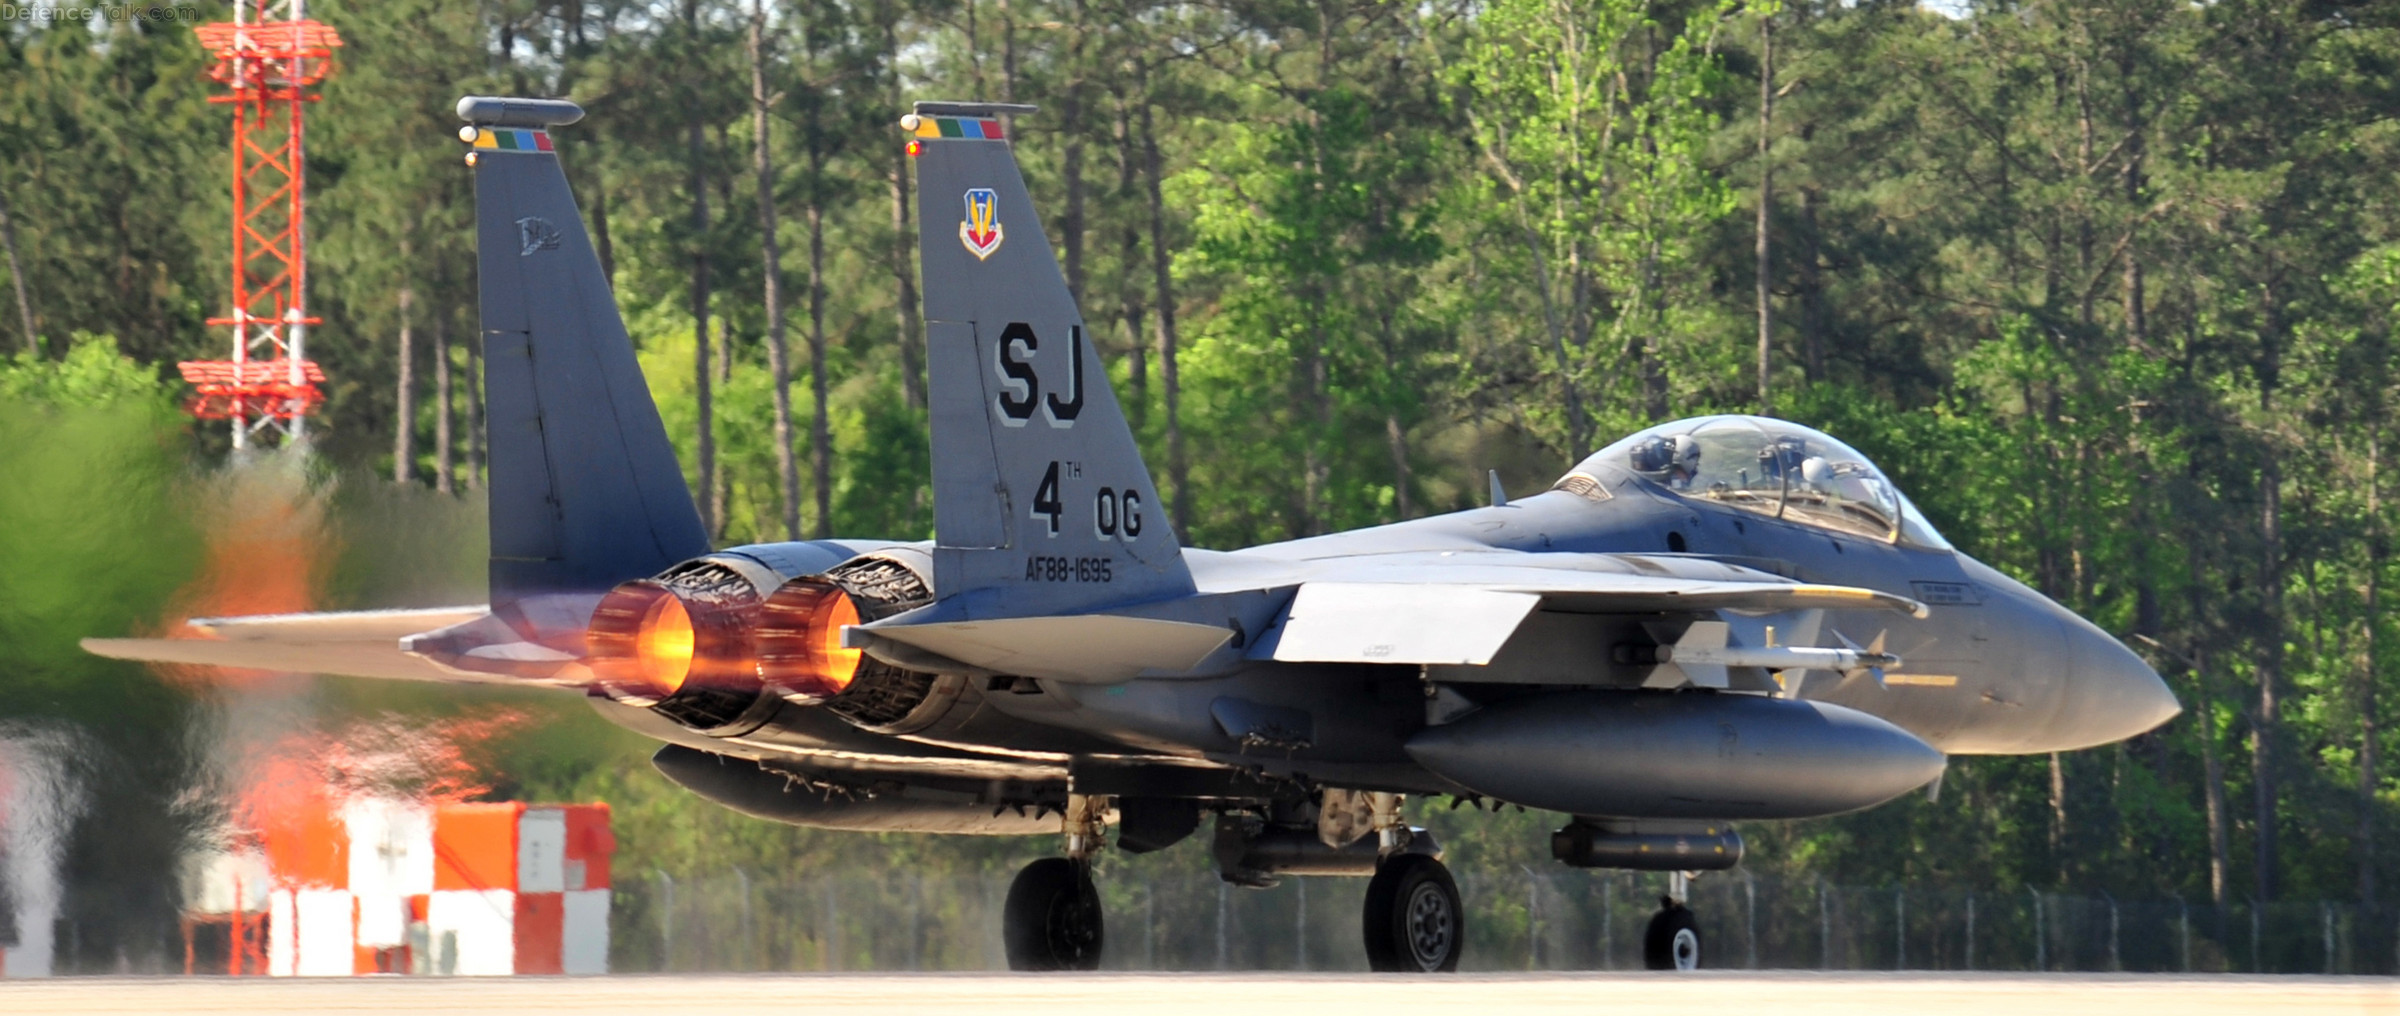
[960,187,1004,259]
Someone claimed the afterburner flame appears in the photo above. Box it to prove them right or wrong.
[588,573,870,706]
[633,594,695,695]
[758,581,864,698]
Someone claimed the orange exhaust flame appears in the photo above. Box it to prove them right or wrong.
[758,581,864,698]
[633,595,695,695]
[147,461,334,688]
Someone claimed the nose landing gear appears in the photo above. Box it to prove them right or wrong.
[1362,852,1464,972]
[1642,872,1703,971]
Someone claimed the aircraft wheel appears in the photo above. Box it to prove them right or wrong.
[1362,853,1463,972]
[1643,896,1701,971]
[1003,857,1104,971]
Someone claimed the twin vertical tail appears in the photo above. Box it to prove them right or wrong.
[907,102,1193,615]
[452,95,1188,629]
[459,97,710,615]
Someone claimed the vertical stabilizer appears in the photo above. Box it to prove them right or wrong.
[907,102,1194,615]
[460,96,710,606]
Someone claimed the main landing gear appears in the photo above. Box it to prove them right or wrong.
[1642,872,1702,971]
[998,792,1698,974]
[1000,841,1469,973]
[1003,794,1107,971]
[1003,856,1104,971]
[1001,791,1476,973]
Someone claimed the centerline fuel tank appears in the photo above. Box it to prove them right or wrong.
[1405,690,1946,820]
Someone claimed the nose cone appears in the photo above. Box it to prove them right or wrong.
[2048,617,2181,750]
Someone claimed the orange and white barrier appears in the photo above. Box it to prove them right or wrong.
[188,799,612,976]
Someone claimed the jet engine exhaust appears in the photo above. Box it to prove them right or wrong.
[756,580,865,698]
[582,550,945,734]
[587,579,753,700]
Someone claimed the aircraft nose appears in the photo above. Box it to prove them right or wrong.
[2049,621,2181,750]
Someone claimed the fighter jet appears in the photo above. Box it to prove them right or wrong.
[86,96,2181,973]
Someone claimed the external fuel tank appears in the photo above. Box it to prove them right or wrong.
[1405,691,1946,820]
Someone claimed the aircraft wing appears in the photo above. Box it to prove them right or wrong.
[1259,570,1926,666]
[79,605,528,685]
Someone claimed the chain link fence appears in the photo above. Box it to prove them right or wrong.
[609,868,2400,974]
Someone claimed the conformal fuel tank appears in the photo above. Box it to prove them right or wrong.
[1405,691,1946,820]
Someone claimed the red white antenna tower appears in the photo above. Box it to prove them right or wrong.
[180,0,340,450]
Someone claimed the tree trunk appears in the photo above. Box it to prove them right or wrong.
[591,153,618,286]
[2195,648,2232,907]
[2256,455,2283,902]
[808,126,834,539]
[394,282,415,485]
[2119,42,2148,352]
[2364,433,2382,905]
[434,294,453,495]
[997,0,1017,101]
[888,21,924,411]
[1138,77,1189,540]
[752,3,798,541]
[1059,0,1087,308]
[1382,309,1411,521]
[1754,12,1773,416]
[1114,91,1148,424]
[690,115,718,538]
[2048,751,2068,877]
[687,0,718,537]
[1797,129,1825,382]
[0,188,35,354]
[466,329,484,489]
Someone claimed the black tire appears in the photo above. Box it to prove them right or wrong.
[1643,898,1701,971]
[1003,857,1104,971]
[1362,853,1463,972]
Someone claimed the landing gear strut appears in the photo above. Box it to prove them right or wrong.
[1003,794,1108,972]
[1642,872,1702,971]
[1358,792,1461,973]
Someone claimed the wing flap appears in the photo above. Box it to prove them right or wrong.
[1266,584,1543,665]
[1260,573,1925,666]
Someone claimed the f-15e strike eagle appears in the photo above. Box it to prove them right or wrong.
[87,95,2181,973]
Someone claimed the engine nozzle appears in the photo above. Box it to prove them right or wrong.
[586,579,756,701]
[756,579,865,699]
[581,550,936,734]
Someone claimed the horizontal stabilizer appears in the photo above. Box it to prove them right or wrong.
[188,605,487,641]
[81,605,565,686]
[82,635,492,685]
[858,614,1233,683]
[1267,584,1543,665]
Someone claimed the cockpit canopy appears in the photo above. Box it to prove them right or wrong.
[1564,415,1951,550]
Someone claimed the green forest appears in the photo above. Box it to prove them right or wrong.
[6,0,2400,970]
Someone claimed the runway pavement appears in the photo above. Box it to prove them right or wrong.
[3,972,2397,1015]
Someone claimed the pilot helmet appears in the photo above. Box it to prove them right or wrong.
[1671,434,1700,476]
[1627,436,1675,473]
